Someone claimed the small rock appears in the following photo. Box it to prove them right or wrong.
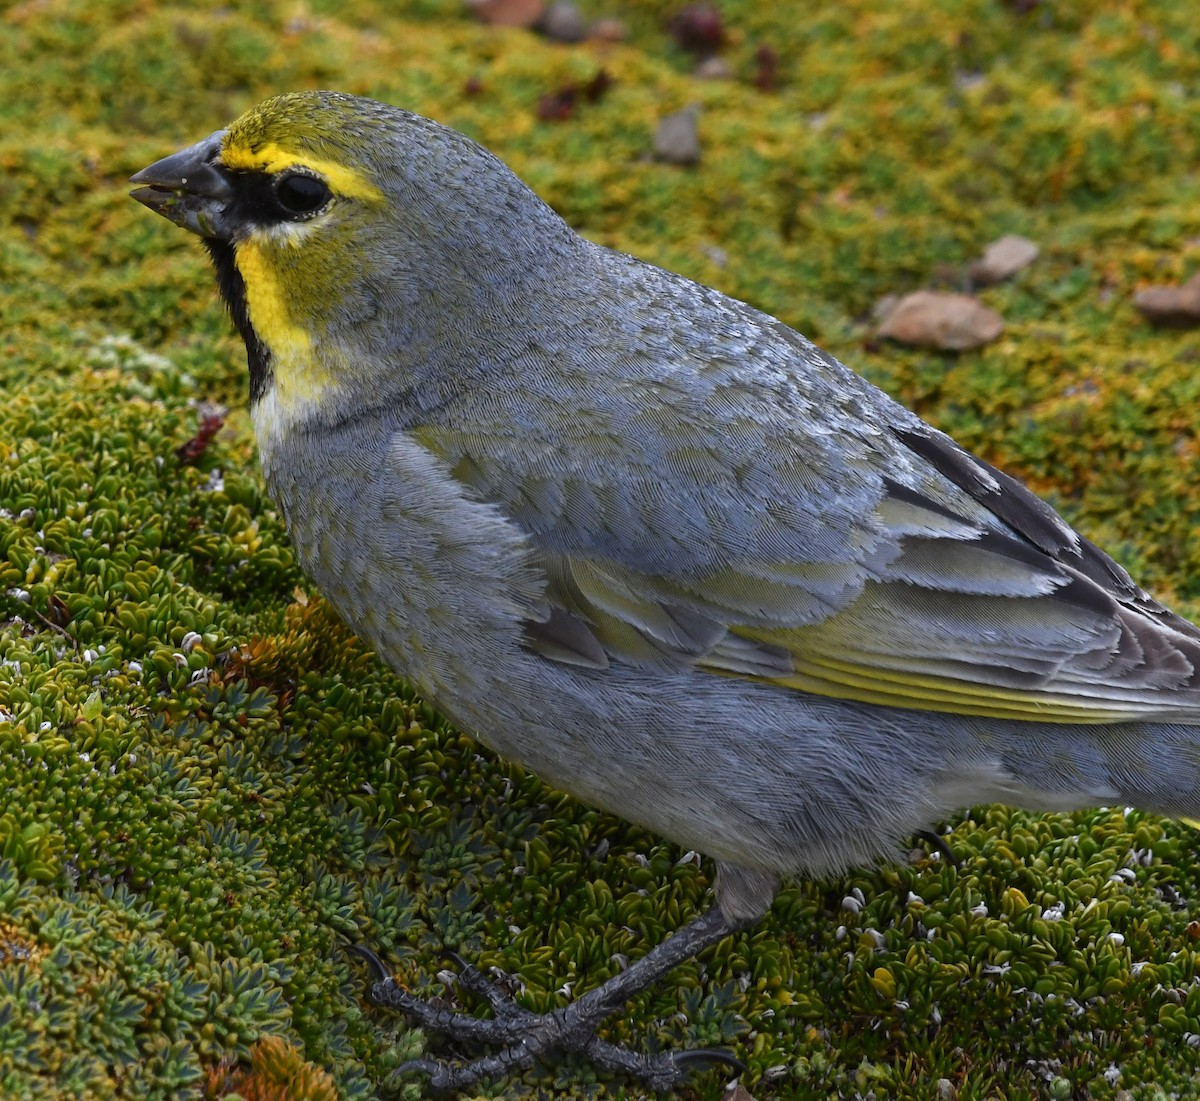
[538,0,588,42]
[936,1079,957,1101]
[872,293,900,322]
[653,104,701,165]
[877,291,1003,351]
[694,56,733,79]
[969,233,1039,285]
[589,17,627,41]
[468,0,545,28]
[1134,272,1200,328]
[723,1086,757,1101]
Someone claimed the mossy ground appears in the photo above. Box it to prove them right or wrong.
[3,1,1200,1098]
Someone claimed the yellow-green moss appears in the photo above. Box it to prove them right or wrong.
[4,1,1200,1098]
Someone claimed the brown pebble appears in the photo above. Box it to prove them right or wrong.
[1134,272,1200,328]
[969,233,1040,286]
[468,0,545,28]
[877,291,1003,351]
[589,17,627,42]
[694,56,733,79]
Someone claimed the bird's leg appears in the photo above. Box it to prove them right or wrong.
[913,828,959,867]
[360,903,749,1092]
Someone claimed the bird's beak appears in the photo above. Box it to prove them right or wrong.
[130,130,234,238]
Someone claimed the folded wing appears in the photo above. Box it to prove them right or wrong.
[410,284,1200,725]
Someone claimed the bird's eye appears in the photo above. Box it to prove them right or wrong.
[274,172,331,216]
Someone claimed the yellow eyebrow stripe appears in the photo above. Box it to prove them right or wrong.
[219,141,384,202]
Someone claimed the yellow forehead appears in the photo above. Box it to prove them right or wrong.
[219,140,384,203]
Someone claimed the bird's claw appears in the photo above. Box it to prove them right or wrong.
[670,1046,748,1074]
[345,941,391,985]
[359,949,732,1091]
[440,950,529,1019]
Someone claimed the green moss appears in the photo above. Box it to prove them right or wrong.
[5,0,1200,1098]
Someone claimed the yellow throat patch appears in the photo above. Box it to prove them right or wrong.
[219,140,384,430]
[233,234,329,420]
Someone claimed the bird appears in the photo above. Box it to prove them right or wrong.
[131,90,1200,1092]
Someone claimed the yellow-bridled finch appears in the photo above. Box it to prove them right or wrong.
[133,91,1200,1091]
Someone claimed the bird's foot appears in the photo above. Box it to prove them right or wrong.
[368,951,743,1092]
[351,906,747,1092]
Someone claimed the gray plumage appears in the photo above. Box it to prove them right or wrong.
[131,90,1200,1089]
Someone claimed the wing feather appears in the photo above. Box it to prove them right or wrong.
[405,258,1200,725]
